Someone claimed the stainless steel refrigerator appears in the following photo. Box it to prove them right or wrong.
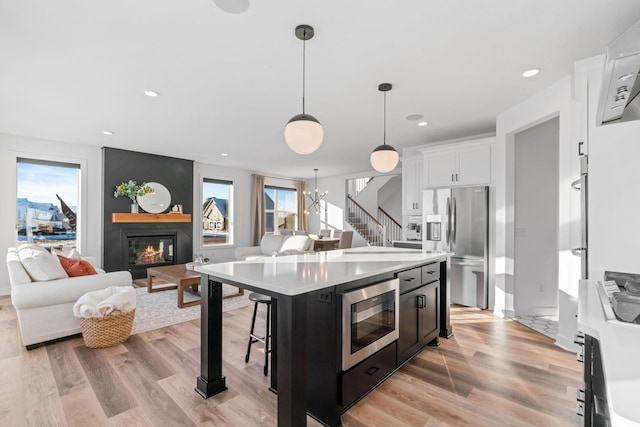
[422,186,489,309]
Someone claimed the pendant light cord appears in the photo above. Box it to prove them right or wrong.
[383,91,387,146]
[302,30,306,114]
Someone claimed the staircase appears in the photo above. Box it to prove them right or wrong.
[346,195,384,246]
[378,207,402,246]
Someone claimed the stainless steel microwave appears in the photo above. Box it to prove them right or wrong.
[341,278,399,371]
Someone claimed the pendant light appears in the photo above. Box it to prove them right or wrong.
[285,25,324,155]
[304,168,327,214]
[370,83,399,173]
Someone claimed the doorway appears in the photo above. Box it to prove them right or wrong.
[514,117,559,319]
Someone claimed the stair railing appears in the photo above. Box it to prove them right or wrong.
[378,207,402,246]
[345,194,384,246]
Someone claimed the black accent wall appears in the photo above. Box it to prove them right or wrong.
[102,147,194,278]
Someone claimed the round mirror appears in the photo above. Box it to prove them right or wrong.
[137,182,171,213]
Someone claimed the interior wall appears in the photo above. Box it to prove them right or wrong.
[102,148,194,277]
[514,117,559,315]
[0,133,103,296]
[495,75,580,351]
[378,176,402,222]
[580,58,640,278]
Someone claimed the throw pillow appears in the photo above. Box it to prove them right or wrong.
[57,255,98,277]
[65,247,82,260]
[18,245,69,281]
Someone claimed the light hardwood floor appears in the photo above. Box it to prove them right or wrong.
[0,296,582,426]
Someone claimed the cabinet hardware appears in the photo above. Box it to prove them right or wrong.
[452,173,455,182]
[455,173,459,181]
[578,141,585,156]
[365,366,379,376]
[577,388,585,402]
[404,277,416,282]
[576,402,584,417]
[417,294,426,308]
[577,352,584,363]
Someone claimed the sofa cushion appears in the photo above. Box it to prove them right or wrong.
[279,235,312,253]
[260,234,285,255]
[18,245,68,282]
[57,255,98,277]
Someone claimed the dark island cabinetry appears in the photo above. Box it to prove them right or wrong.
[397,263,440,364]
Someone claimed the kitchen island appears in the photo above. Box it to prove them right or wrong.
[195,247,451,426]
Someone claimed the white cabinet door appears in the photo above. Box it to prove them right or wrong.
[424,150,456,188]
[402,156,423,214]
[456,144,491,186]
[423,142,491,187]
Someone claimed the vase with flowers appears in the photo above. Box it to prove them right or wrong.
[114,180,155,213]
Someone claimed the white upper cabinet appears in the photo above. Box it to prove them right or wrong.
[421,139,492,188]
[402,155,423,214]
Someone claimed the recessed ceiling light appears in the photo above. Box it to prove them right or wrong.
[102,130,114,135]
[522,68,540,78]
[144,90,159,97]
[418,121,428,127]
[221,153,229,157]
[406,114,424,121]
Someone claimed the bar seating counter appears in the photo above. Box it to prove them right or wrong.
[195,247,451,426]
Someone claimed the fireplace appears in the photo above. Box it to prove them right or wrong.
[126,233,177,278]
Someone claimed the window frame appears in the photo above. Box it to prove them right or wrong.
[201,177,234,248]
[15,156,84,253]
[264,185,298,234]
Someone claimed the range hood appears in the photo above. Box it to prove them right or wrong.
[597,19,640,126]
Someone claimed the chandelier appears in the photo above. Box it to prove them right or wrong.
[304,168,327,214]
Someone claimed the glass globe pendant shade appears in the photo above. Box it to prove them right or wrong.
[284,113,324,155]
[370,144,399,173]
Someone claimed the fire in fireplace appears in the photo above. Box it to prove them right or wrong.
[127,234,176,274]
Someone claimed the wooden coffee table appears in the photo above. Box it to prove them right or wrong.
[147,264,244,308]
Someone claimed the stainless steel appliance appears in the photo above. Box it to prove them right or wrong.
[597,19,640,126]
[406,222,421,241]
[341,279,399,371]
[422,186,489,308]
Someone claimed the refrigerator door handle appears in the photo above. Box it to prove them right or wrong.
[446,196,451,245]
[452,197,457,246]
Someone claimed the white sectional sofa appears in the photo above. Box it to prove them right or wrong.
[6,246,132,348]
[234,234,314,261]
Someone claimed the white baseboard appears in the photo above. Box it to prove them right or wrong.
[555,334,579,354]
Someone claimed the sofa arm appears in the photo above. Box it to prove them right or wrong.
[234,246,263,261]
[11,270,133,310]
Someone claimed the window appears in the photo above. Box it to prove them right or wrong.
[202,178,233,246]
[16,158,80,252]
[264,186,297,233]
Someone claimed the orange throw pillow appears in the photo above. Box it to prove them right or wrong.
[57,255,98,277]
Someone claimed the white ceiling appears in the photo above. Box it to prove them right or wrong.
[2,0,640,179]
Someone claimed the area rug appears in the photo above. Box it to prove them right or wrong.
[132,285,252,334]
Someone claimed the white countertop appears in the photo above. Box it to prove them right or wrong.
[195,247,449,296]
[578,280,640,426]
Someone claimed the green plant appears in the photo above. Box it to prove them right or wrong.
[114,180,154,202]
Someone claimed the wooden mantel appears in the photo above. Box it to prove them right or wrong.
[112,213,192,223]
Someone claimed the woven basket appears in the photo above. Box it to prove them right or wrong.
[79,309,136,348]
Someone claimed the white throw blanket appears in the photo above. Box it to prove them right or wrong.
[73,286,136,318]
